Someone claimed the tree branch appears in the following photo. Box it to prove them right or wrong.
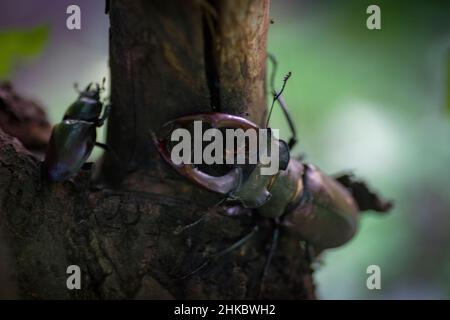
[0,0,316,299]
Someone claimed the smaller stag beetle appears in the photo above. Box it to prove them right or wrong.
[42,80,111,182]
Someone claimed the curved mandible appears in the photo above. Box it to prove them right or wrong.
[153,112,261,195]
[162,112,260,130]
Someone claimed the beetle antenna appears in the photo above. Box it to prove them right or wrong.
[73,82,81,94]
[266,71,291,128]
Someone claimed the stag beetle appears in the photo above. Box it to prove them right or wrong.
[153,60,392,281]
[42,80,111,182]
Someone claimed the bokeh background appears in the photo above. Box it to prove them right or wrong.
[1,0,449,299]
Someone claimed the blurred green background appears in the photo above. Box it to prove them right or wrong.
[1,0,449,299]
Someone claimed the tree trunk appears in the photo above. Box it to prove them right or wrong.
[0,0,316,299]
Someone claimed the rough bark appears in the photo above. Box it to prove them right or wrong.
[0,83,51,159]
[0,0,316,299]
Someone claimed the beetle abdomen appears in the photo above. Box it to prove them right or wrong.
[43,120,96,181]
[283,164,359,249]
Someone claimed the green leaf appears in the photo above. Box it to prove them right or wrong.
[0,25,50,79]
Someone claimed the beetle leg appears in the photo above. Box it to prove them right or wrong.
[257,222,280,298]
[94,142,108,150]
[179,225,259,280]
[97,103,111,127]
[101,77,106,91]
[63,177,82,192]
[173,197,227,235]
[267,53,278,96]
[173,214,207,236]
[94,141,121,166]
[275,93,298,149]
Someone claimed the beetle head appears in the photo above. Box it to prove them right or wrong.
[80,82,101,101]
